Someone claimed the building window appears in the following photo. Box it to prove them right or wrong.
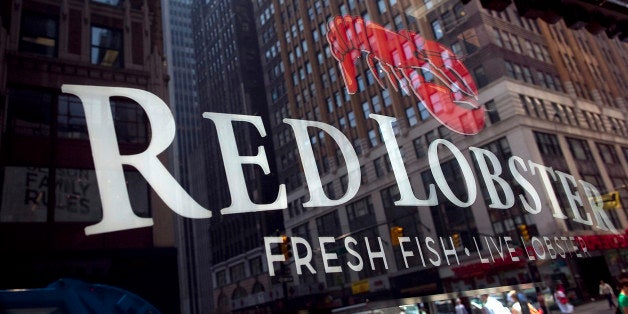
[346,196,374,221]
[348,111,356,128]
[230,263,246,282]
[372,95,382,112]
[373,157,384,177]
[110,97,149,144]
[534,131,563,156]
[394,15,404,30]
[406,107,418,126]
[431,20,444,39]
[522,66,533,84]
[382,90,392,107]
[413,137,426,158]
[19,11,58,57]
[597,143,619,164]
[441,11,454,30]
[216,270,227,286]
[377,0,387,13]
[473,66,488,88]
[339,174,348,194]
[484,100,501,123]
[566,137,593,161]
[368,129,378,147]
[505,61,515,79]
[91,26,123,67]
[451,42,463,57]
[250,257,263,276]
[417,101,430,120]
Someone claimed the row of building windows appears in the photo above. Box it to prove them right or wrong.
[519,94,627,136]
[20,11,126,68]
[487,7,541,34]
[535,131,628,170]
[492,28,551,63]
[505,61,562,93]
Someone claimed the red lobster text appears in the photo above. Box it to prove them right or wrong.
[326,15,485,135]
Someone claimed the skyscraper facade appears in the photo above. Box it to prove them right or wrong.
[190,0,284,312]
[162,0,213,313]
[244,0,628,311]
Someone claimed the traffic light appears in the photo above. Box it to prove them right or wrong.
[452,233,461,247]
[281,235,292,260]
[518,224,530,242]
[390,226,404,246]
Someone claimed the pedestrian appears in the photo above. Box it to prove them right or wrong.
[455,298,468,314]
[480,293,510,314]
[618,279,628,314]
[507,290,540,314]
[536,289,548,314]
[600,280,616,309]
[553,284,574,314]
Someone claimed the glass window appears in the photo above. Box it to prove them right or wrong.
[534,131,563,156]
[441,11,454,30]
[368,129,378,147]
[597,143,619,164]
[110,97,149,145]
[216,270,227,286]
[485,100,500,124]
[19,11,58,57]
[394,15,404,30]
[382,90,392,107]
[566,137,593,160]
[406,107,418,126]
[346,196,373,221]
[413,137,426,158]
[431,20,444,39]
[473,66,488,88]
[373,158,384,177]
[348,111,356,128]
[377,0,386,13]
[362,101,371,119]
[91,26,123,68]
[250,257,263,276]
[7,88,53,136]
[230,263,246,282]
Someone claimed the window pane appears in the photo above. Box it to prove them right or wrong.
[19,12,58,57]
[110,97,149,145]
[7,88,53,136]
[58,94,88,139]
[91,26,123,67]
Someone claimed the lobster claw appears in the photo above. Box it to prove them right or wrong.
[416,82,485,135]
[339,53,359,94]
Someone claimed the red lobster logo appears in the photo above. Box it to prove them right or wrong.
[326,16,485,135]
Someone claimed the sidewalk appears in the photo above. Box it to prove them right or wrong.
[551,299,616,313]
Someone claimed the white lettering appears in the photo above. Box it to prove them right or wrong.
[62,85,210,235]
